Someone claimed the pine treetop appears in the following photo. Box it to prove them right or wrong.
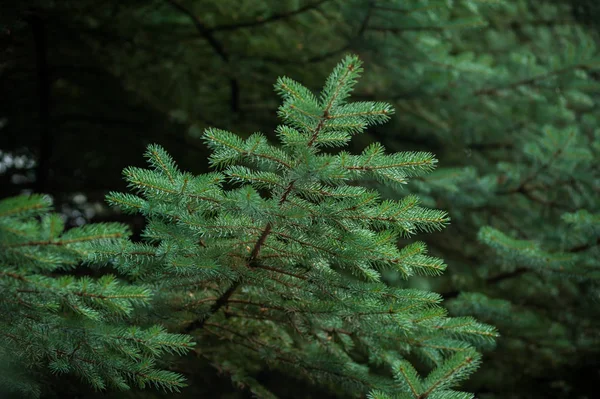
[95,54,497,398]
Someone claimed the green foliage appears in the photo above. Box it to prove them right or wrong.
[0,195,194,397]
[389,1,600,396]
[3,0,599,397]
[96,55,496,398]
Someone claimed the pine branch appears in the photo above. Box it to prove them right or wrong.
[569,237,600,253]
[500,19,578,29]
[0,195,193,394]
[475,65,585,97]
[1,233,125,248]
[208,0,332,32]
[182,223,273,333]
[372,4,445,15]
[238,2,373,65]
[444,234,600,300]
[163,0,227,61]
[203,322,377,390]
[163,0,240,112]
[486,267,529,285]
[367,26,446,33]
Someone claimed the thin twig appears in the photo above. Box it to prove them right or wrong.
[208,0,331,32]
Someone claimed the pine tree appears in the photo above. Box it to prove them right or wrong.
[91,55,497,398]
[4,1,597,397]
[0,194,194,398]
[377,1,600,397]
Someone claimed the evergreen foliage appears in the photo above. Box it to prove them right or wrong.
[328,1,600,396]
[382,2,600,396]
[0,194,193,397]
[2,0,599,397]
[92,55,497,398]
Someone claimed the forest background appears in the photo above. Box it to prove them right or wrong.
[1,0,599,398]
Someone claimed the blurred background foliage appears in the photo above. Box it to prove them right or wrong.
[1,1,599,398]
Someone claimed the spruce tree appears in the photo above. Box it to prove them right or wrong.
[4,1,597,397]
[0,194,193,398]
[92,55,497,398]
[375,1,600,396]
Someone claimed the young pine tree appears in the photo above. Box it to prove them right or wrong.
[93,55,497,398]
[0,194,194,398]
